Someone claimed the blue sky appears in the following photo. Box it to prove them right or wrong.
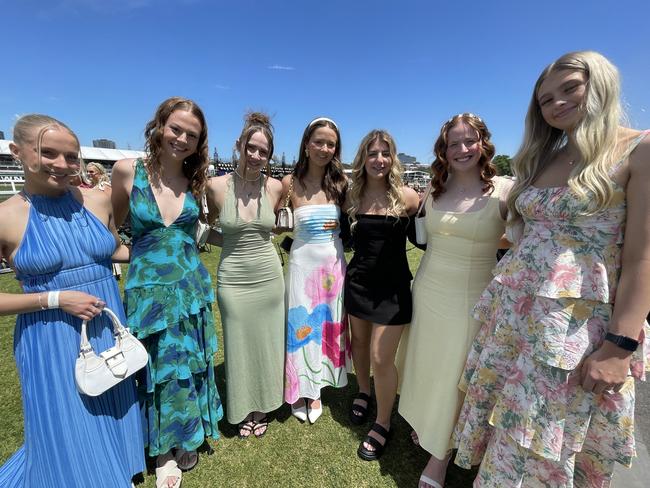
[2,0,649,164]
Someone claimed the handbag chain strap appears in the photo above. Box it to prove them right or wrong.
[416,183,433,217]
[283,176,294,208]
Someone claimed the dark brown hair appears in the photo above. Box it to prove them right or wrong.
[293,118,347,206]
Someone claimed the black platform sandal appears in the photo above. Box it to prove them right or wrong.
[349,392,372,425]
[357,422,391,461]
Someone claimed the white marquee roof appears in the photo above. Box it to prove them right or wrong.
[0,140,145,161]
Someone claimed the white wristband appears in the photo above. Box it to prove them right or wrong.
[47,291,60,309]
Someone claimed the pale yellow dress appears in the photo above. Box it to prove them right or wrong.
[397,180,505,459]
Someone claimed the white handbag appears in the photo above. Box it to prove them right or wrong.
[75,307,148,397]
[415,184,433,245]
[275,176,294,231]
[195,193,211,247]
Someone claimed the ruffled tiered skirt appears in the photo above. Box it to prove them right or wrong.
[452,251,650,487]
[125,270,223,456]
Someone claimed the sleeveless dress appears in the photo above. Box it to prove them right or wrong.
[124,159,222,456]
[453,132,650,486]
[344,214,414,325]
[0,191,144,488]
[284,204,352,404]
[217,176,285,424]
[397,181,505,459]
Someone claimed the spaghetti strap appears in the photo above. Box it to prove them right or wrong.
[609,130,650,176]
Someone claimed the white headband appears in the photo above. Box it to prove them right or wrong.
[308,117,338,130]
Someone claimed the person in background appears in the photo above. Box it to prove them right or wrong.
[281,116,351,425]
[86,162,111,191]
[344,129,419,461]
[397,113,512,488]
[205,112,285,439]
[453,51,650,486]
[0,114,144,487]
[112,97,222,488]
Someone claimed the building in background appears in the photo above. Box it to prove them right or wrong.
[92,138,116,149]
[0,131,4,140]
[397,152,416,165]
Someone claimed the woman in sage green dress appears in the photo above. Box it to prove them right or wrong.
[112,97,222,488]
[206,112,285,438]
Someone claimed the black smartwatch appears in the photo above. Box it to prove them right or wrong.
[604,332,640,352]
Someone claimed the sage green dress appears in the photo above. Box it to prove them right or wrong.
[217,176,285,424]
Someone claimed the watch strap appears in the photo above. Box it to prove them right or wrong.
[604,332,640,352]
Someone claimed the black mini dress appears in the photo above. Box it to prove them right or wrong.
[344,214,416,325]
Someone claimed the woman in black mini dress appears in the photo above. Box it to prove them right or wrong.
[343,129,420,461]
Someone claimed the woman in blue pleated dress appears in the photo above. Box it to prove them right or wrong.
[0,114,145,487]
[112,97,222,488]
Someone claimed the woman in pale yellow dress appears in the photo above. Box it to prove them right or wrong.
[397,113,512,488]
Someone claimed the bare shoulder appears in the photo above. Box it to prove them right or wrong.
[281,174,293,186]
[629,129,650,172]
[0,195,28,227]
[112,158,137,178]
[210,174,231,190]
[267,176,283,192]
[401,186,420,214]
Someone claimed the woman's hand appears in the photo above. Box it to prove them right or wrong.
[322,220,339,231]
[580,341,632,394]
[58,291,106,321]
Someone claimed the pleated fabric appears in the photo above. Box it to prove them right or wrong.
[0,191,145,488]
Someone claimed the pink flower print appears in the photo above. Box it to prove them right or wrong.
[322,320,346,368]
[549,263,579,290]
[513,295,533,316]
[284,353,300,403]
[597,391,622,413]
[305,257,343,308]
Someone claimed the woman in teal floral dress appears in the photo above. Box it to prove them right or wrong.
[112,97,222,488]
[452,51,650,487]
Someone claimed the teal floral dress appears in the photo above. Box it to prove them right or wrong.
[124,159,223,457]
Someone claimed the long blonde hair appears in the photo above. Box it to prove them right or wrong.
[348,130,405,230]
[507,50,623,225]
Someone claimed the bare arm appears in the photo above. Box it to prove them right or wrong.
[581,135,650,392]
[111,158,136,228]
[0,291,106,320]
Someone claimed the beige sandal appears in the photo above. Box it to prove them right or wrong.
[155,459,182,488]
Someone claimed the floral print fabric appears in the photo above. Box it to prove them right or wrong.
[453,133,650,487]
[284,205,351,404]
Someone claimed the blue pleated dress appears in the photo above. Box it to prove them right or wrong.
[0,191,145,488]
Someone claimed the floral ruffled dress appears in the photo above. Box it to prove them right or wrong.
[453,132,650,487]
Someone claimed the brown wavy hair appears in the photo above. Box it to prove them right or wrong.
[293,118,347,206]
[431,113,496,200]
[143,97,209,204]
[236,111,274,181]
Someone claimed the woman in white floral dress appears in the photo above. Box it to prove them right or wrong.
[453,50,650,487]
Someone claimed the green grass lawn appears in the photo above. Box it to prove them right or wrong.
[0,241,476,487]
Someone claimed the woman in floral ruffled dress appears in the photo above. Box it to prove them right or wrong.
[282,117,351,424]
[452,51,650,487]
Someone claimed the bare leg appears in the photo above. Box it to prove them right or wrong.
[350,314,373,404]
[364,323,405,450]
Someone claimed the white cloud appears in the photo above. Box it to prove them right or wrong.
[267,65,295,71]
